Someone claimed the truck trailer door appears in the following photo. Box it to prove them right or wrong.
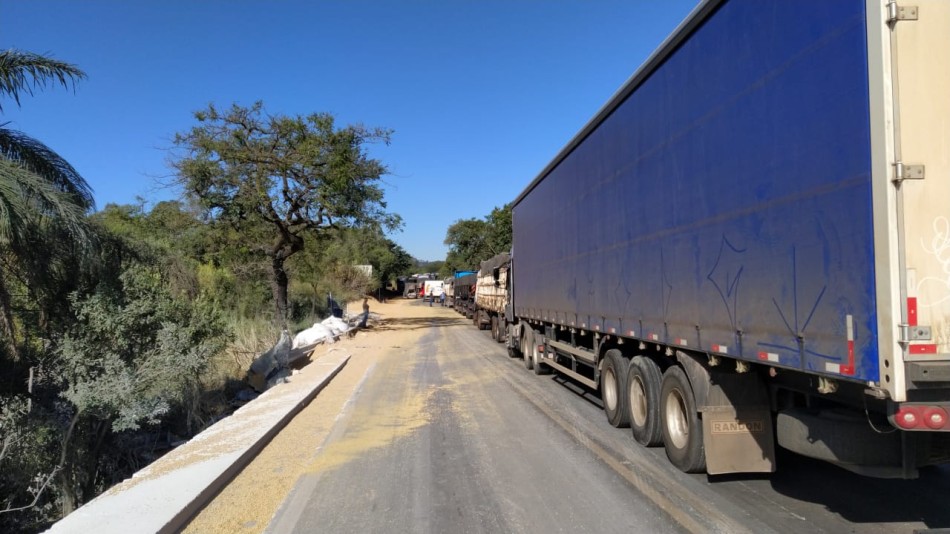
[890,1,950,362]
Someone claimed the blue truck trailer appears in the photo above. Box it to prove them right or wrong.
[504,0,950,477]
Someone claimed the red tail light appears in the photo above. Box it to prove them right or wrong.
[893,405,950,430]
[923,407,949,430]
[895,406,921,429]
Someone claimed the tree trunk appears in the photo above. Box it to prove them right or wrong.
[0,270,20,362]
[57,412,80,517]
[270,234,303,330]
[271,255,289,330]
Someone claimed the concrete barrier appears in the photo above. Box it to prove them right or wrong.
[47,350,351,534]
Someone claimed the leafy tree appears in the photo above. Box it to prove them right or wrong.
[50,261,228,515]
[485,204,512,256]
[0,50,93,361]
[443,203,512,272]
[287,227,411,319]
[173,102,401,328]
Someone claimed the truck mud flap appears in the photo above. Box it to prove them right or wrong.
[699,372,776,475]
[672,352,775,474]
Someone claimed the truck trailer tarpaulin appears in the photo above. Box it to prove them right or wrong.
[507,0,950,477]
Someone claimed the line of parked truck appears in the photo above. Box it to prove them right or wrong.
[445,0,950,479]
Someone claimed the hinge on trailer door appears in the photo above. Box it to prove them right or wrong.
[893,161,925,184]
[886,1,919,24]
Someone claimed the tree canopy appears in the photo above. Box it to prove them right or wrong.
[172,102,401,327]
[0,50,93,361]
[443,204,511,272]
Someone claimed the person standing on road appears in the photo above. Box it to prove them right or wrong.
[440,292,446,307]
[359,298,369,328]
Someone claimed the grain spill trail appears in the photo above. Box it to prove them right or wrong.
[183,299,458,534]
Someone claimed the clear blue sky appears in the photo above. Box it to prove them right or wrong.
[2,1,698,261]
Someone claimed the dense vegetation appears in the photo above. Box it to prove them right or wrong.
[0,51,412,532]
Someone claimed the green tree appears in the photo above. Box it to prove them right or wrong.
[50,261,228,514]
[485,204,512,255]
[288,227,412,319]
[0,50,93,360]
[173,102,401,329]
[443,203,511,272]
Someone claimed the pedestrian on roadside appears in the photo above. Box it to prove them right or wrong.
[440,292,446,307]
[359,298,369,328]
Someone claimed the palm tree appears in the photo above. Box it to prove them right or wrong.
[0,50,94,359]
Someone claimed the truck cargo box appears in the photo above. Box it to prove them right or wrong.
[511,0,950,404]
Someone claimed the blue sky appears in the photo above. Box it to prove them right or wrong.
[2,1,697,261]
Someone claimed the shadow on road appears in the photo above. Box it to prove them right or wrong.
[765,450,950,529]
[545,370,950,530]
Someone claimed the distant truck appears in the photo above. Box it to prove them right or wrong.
[422,280,444,304]
[403,277,419,299]
[474,254,510,342]
[498,0,950,478]
[442,276,455,306]
[453,271,477,318]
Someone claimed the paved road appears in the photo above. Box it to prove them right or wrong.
[267,311,685,533]
[265,302,950,533]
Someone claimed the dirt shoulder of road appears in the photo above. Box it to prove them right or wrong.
[183,297,458,534]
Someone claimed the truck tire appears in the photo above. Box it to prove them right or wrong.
[602,349,630,428]
[660,366,706,473]
[522,328,535,370]
[532,334,550,375]
[627,356,663,446]
[493,317,505,343]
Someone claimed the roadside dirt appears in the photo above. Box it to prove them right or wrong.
[183,297,461,534]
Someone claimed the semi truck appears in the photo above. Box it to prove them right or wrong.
[443,276,455,307]
[502,0,950,478]
[453,271,478,318]
[403,276,419,299]
[422,279,444,304]
[474,254,510,341]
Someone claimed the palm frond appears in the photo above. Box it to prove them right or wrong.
[0,158,90,246]
[0,49,86,111]
[0,128,94,210]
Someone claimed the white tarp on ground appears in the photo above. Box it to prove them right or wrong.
[248,315,359,392]
[293,323,335,348]
[321,316,350,337]
[292,316,353,348]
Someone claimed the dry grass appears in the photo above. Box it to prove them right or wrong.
[205,317,283,390]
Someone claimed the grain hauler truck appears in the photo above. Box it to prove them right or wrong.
[475,254,511,342]
[504,0,950,478]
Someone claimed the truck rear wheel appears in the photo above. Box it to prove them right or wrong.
[492,317,505,343]
[602,349,630,428]
[522,328,534,370]
[627,356,663,446]
[532,333,549,375]
[660,366,705,473]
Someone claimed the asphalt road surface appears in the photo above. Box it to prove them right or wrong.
[262,301,950,533]
[266,309,684,534]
